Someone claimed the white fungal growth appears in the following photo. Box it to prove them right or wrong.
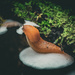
[16,26,23,35]
[0,27,8,35]
[19,47,74,69]
[2,19,22,27]
[16,20,40,34]
[24,20,40,27]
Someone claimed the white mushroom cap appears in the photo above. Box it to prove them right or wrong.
[24,20,40,27]
[19,47,74,69]
[16,20,40,35]
[0,27,8,35]
[2,19,22,27]
[16,26,23,35]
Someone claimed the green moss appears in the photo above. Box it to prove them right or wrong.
[13,0,75,47]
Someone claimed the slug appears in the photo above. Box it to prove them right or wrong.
[23,25,64,53]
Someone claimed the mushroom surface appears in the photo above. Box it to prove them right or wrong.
[0,19,22,35]
[0,26,7,35]
[19,47,74,69]
[16,20,40,35]
[24,20,40,27]
[2,19,22,27]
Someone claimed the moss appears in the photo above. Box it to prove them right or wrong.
[13,0,75,47]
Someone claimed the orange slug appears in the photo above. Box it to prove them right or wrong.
[23,25,64,53]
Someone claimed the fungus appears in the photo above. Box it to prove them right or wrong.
[2,19,22,27]
[16,20,40,35]
[0,19,22,35]
[24,20,40,27]
[19,47,74,69]
[0,26,8,35]
[16,26,23,35]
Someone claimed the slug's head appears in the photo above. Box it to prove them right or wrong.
[23,25,40,42]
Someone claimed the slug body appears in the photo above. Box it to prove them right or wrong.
[23,25,64,53]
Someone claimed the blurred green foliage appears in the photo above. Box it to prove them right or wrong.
[0,17,6,26]
[13,0,75,46]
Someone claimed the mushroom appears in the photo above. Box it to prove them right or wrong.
[19,47,74,69]
[0,26,8,35]
[24,20,40,27]
[2,19,22,27]
[19,25,74,69]
[0,19,22,35]
[16,20,40,35]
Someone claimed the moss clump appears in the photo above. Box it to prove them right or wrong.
[13,0,75,47]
